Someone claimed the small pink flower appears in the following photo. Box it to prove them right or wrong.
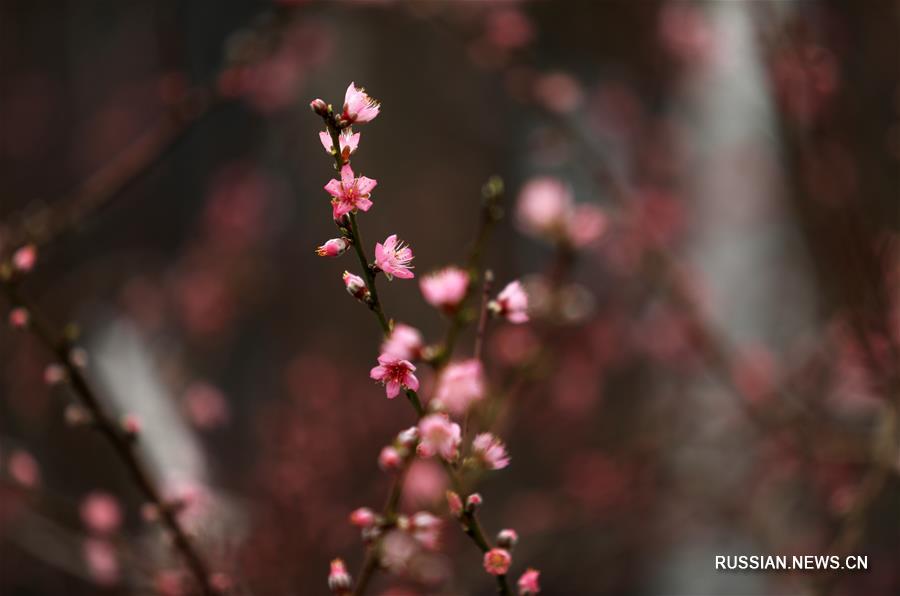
[465,492,483,512]
[349,507,376,528]
[496,528,519,549]
[319,129,360,157]
[518,568,541,594]
[328,558,352,593]
[9,450,40,488]
[183,382,230,430]
[472,433,510,470]
[342,82,380,124]
[483,548,512,575]
[378,446,403,471]
[80,492,122,535]
[446,491,463,516]
[370,353,419,398]
[420,267,469,312]
[375,234,414,280]
[12,244,37,273]
[416,414,461,461]
[325,164,376,219]
[410,511,441,550]
[381,323,424,361]
[490,281,529,323]
[343,271,370,302]
[433,359,485,415]
[8,307,29,329]
[316,237,351,257]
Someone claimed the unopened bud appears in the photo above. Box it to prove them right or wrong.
[44,364,67,386]
[12,244,37,273]
[310,98,328,117]
[327,558,352,593]
[8,307,29,329]
[316,238,350,258]
[496,528,519,549]
[465,493,483,513]
[121,414,141,440]
[446,491,463,517]
[342,271,370,303]
[378,446,403,471]
[349,507,376,528]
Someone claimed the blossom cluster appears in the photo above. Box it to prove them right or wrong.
[311,83,539,595]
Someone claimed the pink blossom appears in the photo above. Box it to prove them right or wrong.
[516,177,572,236]
[379,446,403,471]
[433,359,485,415]
[518,568,541,594]
[374,234,415,280]
[316,237,351,257]
[80,492,122,535]
[8,307,29,329]
[490,281,529,323]
[465,492,483,511]
[318,129,360,157]
[44,364,66,385]
[416,414,461,461]
[121,414,141,437]
[381,323,424,361]
[343,271,370,302]
[472,433,510,470]
[324,164,376,219]
[342,82,380,124]
[328,558,352,593]
[483,547,512,575]
[370,353,419,398]
[12,244,37,272]
[420,267,469,311]
[402,460,447,508]
[410,511,441,549]
[349,507,376,528]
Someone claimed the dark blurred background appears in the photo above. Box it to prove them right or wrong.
[1,1,898,595]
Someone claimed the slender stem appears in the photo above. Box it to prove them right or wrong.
[1,281,219,595]
[473,270,494,364]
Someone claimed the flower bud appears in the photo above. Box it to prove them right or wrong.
[396,426,419,448]
[121,414,141,440]
[349,507,376,528]
[378,446,402,471]
[446,491,463,517]
[64,404,92,427]
[316,238,350,258]
[465,492,483,513]
[496,528,519,549]
[69,347,89,368]
[44,364,67,386]
[310,98,328,117]
[327,558,352,593]
[518,568,541,594]
[342,271,370,303]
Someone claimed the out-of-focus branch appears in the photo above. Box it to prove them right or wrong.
[0,278,222,596]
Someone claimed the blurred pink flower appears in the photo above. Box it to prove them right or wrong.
[8,307,29,329]
[316,237,351,258]
[483,547,512,575]
[12,244,37,273]
[325,164,376,219]
[370,353,419,398]
[381,323,424,361]
[403,460,447,508]
[433,359,485,415]
[83,538,119,586]
[516,177,572,237]
[518,568,541,594]
[319,129,360,156]
[420,267,469,312]
[485,8,535,50]
[8,449,40,488]
[490,281,529,324]
[567,204,608,247]
[183,382,230,430]
[533,71,583,114]
[446,491,463,517]
[80,492,122,535]
[378,446,403,471]
[375,235,415,280]
[416,414,461,461]
[410,511,442,550]
[472,433,510,470]
[342,82,381,124]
